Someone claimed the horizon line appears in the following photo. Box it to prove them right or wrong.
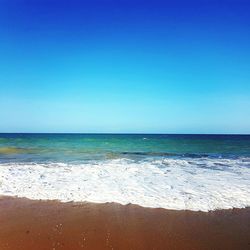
[0,132,249,136]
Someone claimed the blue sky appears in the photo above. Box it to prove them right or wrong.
[0,0,249,133]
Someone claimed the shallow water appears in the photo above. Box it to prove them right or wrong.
[0,133,250,211]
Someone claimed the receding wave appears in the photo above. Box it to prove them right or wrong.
[0,157,249,212]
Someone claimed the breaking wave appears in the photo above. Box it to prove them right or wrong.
[0,157,250,212]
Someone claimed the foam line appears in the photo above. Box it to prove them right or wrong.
[0,158,250,211]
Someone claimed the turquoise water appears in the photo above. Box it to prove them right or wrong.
[0,133,250,163]
[0,133,250,211]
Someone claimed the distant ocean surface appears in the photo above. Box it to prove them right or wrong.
[0,133,250,211]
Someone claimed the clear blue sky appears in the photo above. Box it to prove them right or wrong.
[0,0,249,133]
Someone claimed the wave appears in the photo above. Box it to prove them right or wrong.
[0,157,249,211]
[120,151,211,158]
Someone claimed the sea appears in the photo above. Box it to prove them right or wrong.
[0,133,250,211]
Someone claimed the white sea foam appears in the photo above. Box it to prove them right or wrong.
[0,157,250,211]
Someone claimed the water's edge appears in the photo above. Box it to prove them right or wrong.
[1,157,249,212]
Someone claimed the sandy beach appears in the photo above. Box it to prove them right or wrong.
[0,196,249,250]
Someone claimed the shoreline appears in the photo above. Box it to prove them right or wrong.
[1,156,249,212]
[1,194,249,213]
[0,196,250,250]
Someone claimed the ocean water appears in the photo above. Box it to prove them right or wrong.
[0,133,250,211]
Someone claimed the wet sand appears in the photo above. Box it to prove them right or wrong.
[0,196,249,250]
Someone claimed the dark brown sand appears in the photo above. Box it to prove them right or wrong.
[0,196,249,250]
